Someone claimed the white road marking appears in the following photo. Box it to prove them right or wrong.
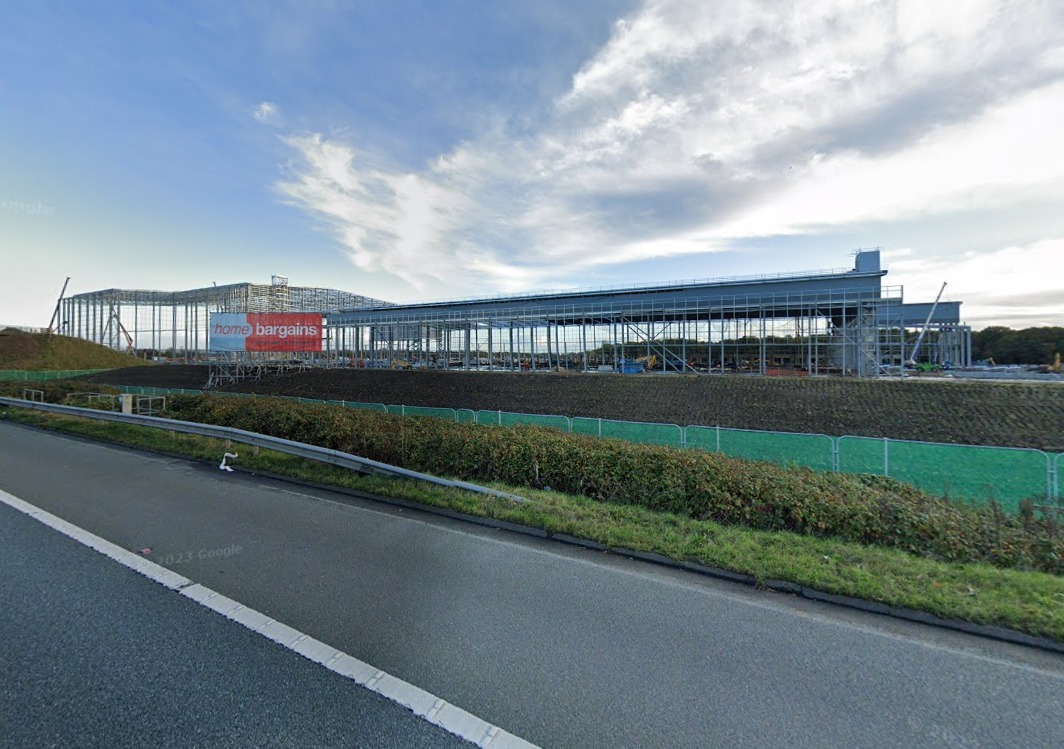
[0,487,541,749]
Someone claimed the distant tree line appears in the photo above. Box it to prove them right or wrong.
[971,327,1064,364]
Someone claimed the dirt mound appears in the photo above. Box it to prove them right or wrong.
[79,364,210,389]
[0,329,41,363]
[0,332,153,371]
[81,366,1064,450]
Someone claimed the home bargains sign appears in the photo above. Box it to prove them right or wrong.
[209,313,323,352]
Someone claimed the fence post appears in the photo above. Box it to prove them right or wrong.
[832,437,840,472]
[1049,453,1059,503]
[716,425,720,453]
[883,437,890,477]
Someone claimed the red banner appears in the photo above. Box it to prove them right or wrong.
[244,313,321,352]
[207,312,322,352]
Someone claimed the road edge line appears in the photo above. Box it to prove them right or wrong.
[7,419,1062,655]
[0,487,541,749]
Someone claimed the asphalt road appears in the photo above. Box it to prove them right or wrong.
[0,499,475,748]
[1,420,1062,748]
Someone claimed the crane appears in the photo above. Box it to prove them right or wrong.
[907,282,946,368]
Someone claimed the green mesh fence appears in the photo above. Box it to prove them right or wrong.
[570,417,602,438]
[575,418,682,447]
[343,401,388,413]
[1056,454,1063,501]
[385,404,458,421]
[1055,454,1063,504]
[116,385,166,396]
[837,436,888,475]
[687,427,834,471]
[475,410,570,431]
[0,369,112,381]
[42,378,1061,510]
[839,437,1050,511]
[887,441,1049,511]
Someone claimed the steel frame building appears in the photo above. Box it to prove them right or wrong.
[326,250,970,376]
[61,276,389,359]
[60,250,970,376]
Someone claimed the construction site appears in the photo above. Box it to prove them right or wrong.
[57,250,970,377]
[58,275,388,359]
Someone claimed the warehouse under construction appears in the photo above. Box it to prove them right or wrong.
[59,250,971,377]
[60,276,389,357]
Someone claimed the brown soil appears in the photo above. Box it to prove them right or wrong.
[79,365,1064,451]
[80,364,211,390]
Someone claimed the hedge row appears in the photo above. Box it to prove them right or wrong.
[162,394,1063,574]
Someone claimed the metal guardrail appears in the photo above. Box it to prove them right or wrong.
[0,397,528,504]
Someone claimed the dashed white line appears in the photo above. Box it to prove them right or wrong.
[0,487,542,749]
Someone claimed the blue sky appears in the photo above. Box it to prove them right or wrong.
[2,0,1062,329]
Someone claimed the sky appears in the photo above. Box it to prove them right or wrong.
[2,0,1062,330]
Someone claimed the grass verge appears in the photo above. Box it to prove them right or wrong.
[2,405,1063,644]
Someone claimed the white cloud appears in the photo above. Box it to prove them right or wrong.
[887,238,1064,328]
[275,135,554,293]
[708,81,1064,239]
[253,101,279,122]
[275,0,1064,311]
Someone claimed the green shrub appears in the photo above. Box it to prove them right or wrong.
[159,394,1063,574]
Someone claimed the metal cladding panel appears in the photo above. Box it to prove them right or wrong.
[877,301,962,326]
[854,251,881,273]
[327,270,887,327]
